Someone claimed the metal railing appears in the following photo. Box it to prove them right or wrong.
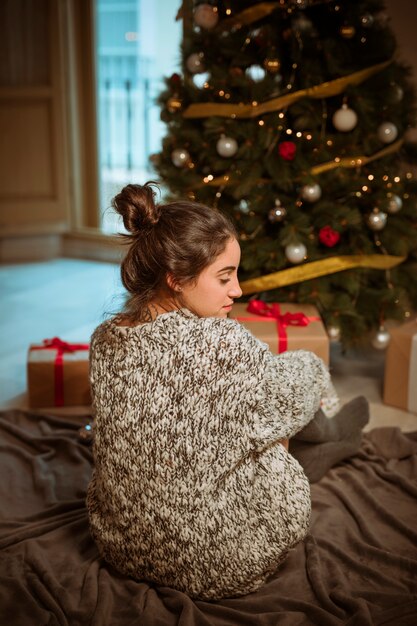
[97,53,155,171]
[97,53,162,230]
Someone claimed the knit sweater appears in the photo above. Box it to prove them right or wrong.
[87,308,330,600]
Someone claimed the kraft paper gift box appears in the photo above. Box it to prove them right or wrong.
[383,318,417,414]
[27,338,91,408]
[229,301,329,365]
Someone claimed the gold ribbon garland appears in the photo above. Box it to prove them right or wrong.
[198,174,270,188]
[240,254,406,295]
[183,60,391,119]
[215,0,338,31]
[311,138,404,175]
[216,2,279,31]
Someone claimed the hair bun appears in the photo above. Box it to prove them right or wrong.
[112,182,161,235]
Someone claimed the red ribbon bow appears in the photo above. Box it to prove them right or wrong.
[242,300,317,352]
[32,338,89,406]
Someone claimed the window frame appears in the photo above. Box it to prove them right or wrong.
[60,0,192,261]
[63,0,100,231]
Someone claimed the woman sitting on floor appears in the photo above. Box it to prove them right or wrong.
[87,182,368,600]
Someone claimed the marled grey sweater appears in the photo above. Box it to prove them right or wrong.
[87,308,330,599]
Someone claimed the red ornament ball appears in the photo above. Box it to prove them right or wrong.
[319,226,340,247]
[278,141,296,161]
[169,73,182,85]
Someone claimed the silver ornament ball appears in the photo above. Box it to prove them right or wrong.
[268,200,287,223]
[301,182,322,203]
[386,194,403,214]
[186,52,205,74]
[216,135,238,157]
[372,327,390,350]
[377,121,398,144]
[285,242,307,264]
[192,71,210,88]
[246,64,266,82]
[239,199,250,214]
[367,210,387,231]
[332,104,358,132]
[171,148,190,167]
[194,3,219,30]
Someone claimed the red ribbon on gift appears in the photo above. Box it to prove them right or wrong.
[31,338,89,406]
[237,300,320,352]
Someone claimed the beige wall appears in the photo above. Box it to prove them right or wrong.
[386,0,417,82]
[386,0,417,144]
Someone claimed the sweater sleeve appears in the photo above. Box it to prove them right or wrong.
[252,349,331,450]
[212,318,330,451]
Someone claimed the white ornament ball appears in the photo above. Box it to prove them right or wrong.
[186,52,205,74]
[216,135,238,158]
[327,325,341,341]
[386,194,403,214]
[301,183,322,203]
[239,199,250,214]
[246,64,266,82]
[285,242,307,264]
[192,71,210,88]
[377,121,398,144]
[332,104,358,132]
[367,210,387,231]
[171,148,190,167]
[372,327,390,350]
[194,4,219,30]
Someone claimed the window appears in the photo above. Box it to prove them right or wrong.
[95,0,181,232]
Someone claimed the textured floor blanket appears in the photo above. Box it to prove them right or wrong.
[0,409,416,626]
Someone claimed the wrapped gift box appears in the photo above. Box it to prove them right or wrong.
[27,338,91,408]
[229,301,329,365]
[383,318,417,414]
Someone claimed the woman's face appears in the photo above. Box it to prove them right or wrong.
[179,238,243,318]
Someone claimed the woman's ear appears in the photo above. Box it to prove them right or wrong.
[166,273,182,293]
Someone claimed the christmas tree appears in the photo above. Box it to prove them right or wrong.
[154,0,417,348]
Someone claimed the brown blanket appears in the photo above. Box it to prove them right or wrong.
[0,409,416,626]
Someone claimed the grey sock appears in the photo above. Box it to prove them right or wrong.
[290,433,362,483]
[293,396,369,444]
[289,396,369,483]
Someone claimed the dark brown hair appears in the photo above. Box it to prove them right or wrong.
[112,182,238,322]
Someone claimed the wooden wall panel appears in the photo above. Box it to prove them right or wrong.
[0,0,50,87]
[0,0,69,235]
[0,100,54,198]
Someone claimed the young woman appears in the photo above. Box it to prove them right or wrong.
[87,182,367,600]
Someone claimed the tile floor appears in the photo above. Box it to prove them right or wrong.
[0,258,416,431]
